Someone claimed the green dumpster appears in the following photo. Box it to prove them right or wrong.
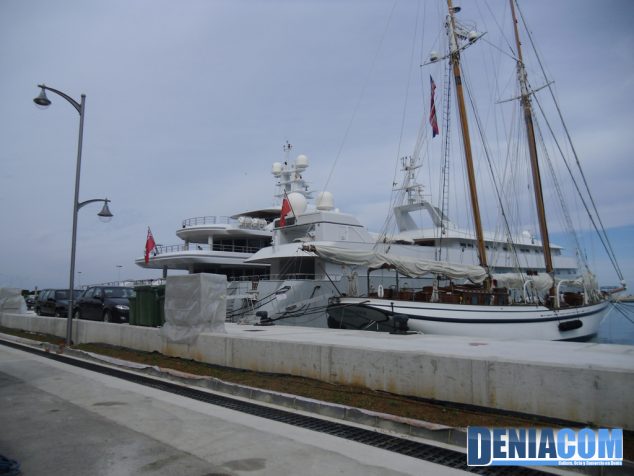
[128,296,139,326]
[157,295,165,327]
[132,285,165,327]
[156,285,166,327]
[134,286,159,327]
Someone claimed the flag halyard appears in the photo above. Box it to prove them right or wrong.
[429,75,440,138]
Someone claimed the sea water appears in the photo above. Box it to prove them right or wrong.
[593,302,634,345]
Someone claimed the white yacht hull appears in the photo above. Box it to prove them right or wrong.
[327,298,610,341]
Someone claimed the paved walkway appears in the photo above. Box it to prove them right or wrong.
[0,344,469,476]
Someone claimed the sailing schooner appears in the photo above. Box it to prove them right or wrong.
[322,0,624,341]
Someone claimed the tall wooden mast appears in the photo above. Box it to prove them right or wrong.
[446,0,489,272]
[509,0,554,280]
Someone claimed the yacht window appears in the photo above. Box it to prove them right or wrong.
[278,258,315,279]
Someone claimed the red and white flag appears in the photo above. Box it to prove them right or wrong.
[279,195,292,227]
[145,227,156,263]
[429,75,439,138]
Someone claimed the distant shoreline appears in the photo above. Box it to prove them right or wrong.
[615,295,634,303]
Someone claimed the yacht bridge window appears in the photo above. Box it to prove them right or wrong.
[273,258,315,280]
[212,238,271,253]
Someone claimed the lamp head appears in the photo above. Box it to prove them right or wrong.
[98,199,113,223]
[33,87,51,107]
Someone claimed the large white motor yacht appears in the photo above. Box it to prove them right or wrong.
[225,156,580,329]
[135,150,313,279]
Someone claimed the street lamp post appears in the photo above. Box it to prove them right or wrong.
[34,84,113,346]
[116,265,123,282]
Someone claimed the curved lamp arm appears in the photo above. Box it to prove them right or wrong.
[78,198,113,221]
[78,197,110,210]
[37,84,82,114]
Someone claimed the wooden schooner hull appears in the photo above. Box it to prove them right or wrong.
[327,298,609,341]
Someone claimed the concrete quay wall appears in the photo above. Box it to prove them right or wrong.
[1,311,633,430]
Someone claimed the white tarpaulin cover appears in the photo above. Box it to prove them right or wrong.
[161,273,227,344]
[492,273,554,295]
[559,272,601,300]
[0,288,27,314]
[307,244,487,283]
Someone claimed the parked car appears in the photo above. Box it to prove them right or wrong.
[34,289,82,317]
[24,294,36,310]
[73,286,135,323]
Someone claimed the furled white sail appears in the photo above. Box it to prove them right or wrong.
[305,244,487,283]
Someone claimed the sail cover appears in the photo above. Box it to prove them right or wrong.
[305,244,487,283]
[492,272,553,295]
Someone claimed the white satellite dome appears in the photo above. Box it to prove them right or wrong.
[272,162,283,176]
[287,192,307,217]
[295,154,309,171]
[316,191,335,211]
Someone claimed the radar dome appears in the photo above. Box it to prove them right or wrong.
[295,154,309,171]
[287,192,307,217]
[272,162,283,176]
[316,191,335,211]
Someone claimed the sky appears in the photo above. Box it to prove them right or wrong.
[1,0,633,291]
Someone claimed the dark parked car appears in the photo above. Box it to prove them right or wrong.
[73,286,135,323]
[24,294,36,310]
[34,289,82,317]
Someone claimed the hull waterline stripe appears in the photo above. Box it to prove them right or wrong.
[334,302,606,324]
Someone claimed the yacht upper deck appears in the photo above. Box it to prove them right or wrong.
[177,215,272,243]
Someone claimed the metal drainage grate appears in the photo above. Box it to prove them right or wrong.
[0,338,549,475]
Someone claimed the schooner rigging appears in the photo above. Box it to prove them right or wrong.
[317,0,623,340]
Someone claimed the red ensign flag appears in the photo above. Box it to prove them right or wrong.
[145,227,156,263]
[279,196,292,227]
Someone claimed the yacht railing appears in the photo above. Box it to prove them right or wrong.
[155,243,263,254]
[155,244,186,253]
[182,215,269,230]
[182,216,233,227]
[227,273,329,282]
